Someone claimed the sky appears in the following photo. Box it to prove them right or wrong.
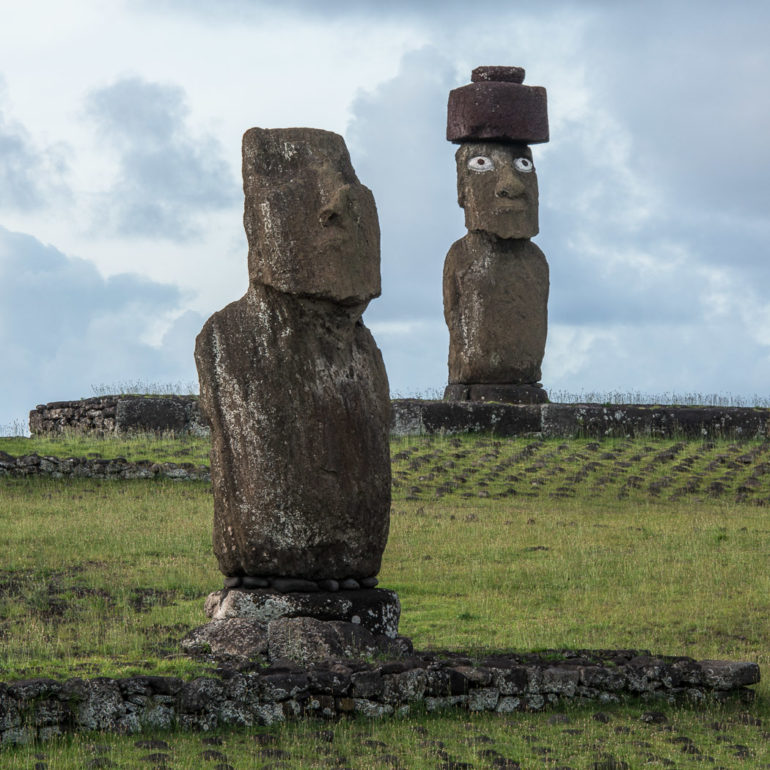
[1,0,769,433]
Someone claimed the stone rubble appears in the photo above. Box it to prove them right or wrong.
[0,649,758,746]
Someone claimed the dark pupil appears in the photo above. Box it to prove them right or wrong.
[476,158,485,165]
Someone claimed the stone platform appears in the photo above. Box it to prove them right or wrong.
[27,396,770,440]
[392,399,770,439]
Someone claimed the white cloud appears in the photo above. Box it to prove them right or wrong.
[0,226,201,433]
[1,0,770,430]
[0,77,70,212]
[84,76,238,240]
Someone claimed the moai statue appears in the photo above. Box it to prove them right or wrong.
[443,66,550,404]
[195,128,391,588]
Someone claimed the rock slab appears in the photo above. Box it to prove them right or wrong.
[204,588,401,639]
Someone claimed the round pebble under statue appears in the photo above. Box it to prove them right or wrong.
[443,66,550,404]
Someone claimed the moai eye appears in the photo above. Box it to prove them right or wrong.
[513,157,534,173]
[467,155,495,172]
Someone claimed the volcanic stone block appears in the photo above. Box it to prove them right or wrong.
[443,383,548,404]
[115,397,188,434]
[444,233,549,385]
[447,66,548,144]
[180,618,268,660]
[195,128,390,582]
[267,617,405,665]
[204,588,401,639]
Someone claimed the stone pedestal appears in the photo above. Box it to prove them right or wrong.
[205,588,401,638]
[443,382,548,404]
[182,588,410,667]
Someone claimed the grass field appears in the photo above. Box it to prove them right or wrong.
[1,431,769,768]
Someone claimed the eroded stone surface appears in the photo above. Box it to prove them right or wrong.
[443,67,550,405]
[444,233,548,385]
[180,618,268,661]
[242,127,381,303]
[443,383,548,404]
[204,588,401,638]
[267,617,407,665]
[447,68,549,144]
[195,128,390,581]
[0,649,759,745]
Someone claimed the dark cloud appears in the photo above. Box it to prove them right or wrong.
[0,76,69,211]
[85,76,238,240]
[0,226,203,432]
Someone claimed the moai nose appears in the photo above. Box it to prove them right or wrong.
[495,166,525,199]
[319,184,352,226]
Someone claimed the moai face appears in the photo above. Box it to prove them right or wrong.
[456,142,539,239]
[243,127,381,306]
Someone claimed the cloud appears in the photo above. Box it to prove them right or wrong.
[0,226,203,432]
[349,48,462,325]
[347,38,770,398]
[0,76,69,211]
[85,76,238,240]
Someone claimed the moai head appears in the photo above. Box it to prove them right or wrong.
[456,141,539,239]
[242,127,381,306]
[447,66,549,240]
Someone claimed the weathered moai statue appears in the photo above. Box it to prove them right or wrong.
[195,128,391,587]
[443,66,550,404]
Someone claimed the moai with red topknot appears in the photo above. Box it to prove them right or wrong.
[443,66,550,404]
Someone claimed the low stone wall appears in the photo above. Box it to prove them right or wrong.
[0,453,209,481]
[0,650,758,745]
[29,397,770,439]
[392,400,770,439]
[29,396,206,436]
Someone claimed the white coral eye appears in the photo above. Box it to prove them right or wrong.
[514,157,534,173]
[467,155,495,172]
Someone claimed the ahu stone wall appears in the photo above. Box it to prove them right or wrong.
[28,396,770,440]
[29,396,207,436]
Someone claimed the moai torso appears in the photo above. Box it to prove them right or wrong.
[443,67,550,404]
[195,128,390,581]
[444,232,548,384]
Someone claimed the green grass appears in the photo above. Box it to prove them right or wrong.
[3,703,768,768]
[0,431,210,466]
[1,432,770,767]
